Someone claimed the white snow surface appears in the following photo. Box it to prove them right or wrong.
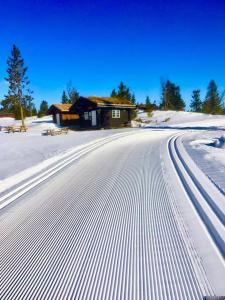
[137,110,225,128]
[0,116,136,183]
[1,112,225,185]
[0,117,16,127]
[1,131,220,299]
[183,132,225,194]
[1,115,225,298]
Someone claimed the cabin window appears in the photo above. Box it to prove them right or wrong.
[84,112,89,120]
[112,110,120,118]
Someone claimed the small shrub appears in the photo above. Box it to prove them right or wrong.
[147,111,153,118]
[163,117,170,123]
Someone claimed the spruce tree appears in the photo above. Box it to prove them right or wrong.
[38,100,49,117]
[202,80,223,114]
[190,90,202,112]
[160,80,185,111]
[145,96,154,112]
[111,89,117,98]
[131,93,136,105]
[111,81,133,101]
[145,96,151,106]
[117,81,132,100]
[173,85,185,111]
[2,45,32,124]
[67,81,79,104]
[160,80,172,110]
[25,88,35,116]
[61,90,69,104]
[69,88,79,104]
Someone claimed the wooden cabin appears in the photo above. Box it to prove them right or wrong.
[70,96,135,129]
[0,113,15,118]
[47,104,79,127]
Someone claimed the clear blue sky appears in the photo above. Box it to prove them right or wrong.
[0,0,225,109]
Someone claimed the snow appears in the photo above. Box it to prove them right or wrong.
[0,117,16,127]
[137,110,225,128]
[0,115,136,186]
[1,114,225,297]
[183,132,225,194]
[1,130,219,298]
[1,112,225,186]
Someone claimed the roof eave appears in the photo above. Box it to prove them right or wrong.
[97,103,135,108]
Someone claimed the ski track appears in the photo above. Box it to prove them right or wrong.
[0,131,213,300]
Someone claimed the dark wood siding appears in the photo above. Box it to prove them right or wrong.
[70,96,135,129]
[0,113,15,118]
[100,109,131,128]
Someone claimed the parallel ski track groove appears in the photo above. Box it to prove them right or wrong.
[1,132,213,299]
[168,135,225,259]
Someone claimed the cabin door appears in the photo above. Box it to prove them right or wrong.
[56,113,60,126]
[91,110,97,126]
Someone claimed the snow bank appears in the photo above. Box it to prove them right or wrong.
[0,117,16,127]
[136,110,225,128]
[0,125,135,180]
[183,132,225,194]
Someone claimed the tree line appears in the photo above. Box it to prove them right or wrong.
[1,44,224,122]
[109,80,225,115]
[190,81,224,114]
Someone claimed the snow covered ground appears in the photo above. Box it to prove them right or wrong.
[135,110,225,194]
[1,112,225,192]
[1,130,221,299]
[1,112,225,298]
[136,110,225,128]
[0,116,135,182]
[182,132,225,194]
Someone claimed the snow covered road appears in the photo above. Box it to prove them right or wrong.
[0,130,224,299]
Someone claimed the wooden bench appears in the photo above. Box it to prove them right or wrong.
[20,125,28,132]
[61,127,69,134]
[44,128,69,136]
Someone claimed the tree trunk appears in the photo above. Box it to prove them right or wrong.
[20,104,25,127]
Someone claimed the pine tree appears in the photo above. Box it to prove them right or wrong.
[2,45,33,124]
[145,96,154,112]
[38,100,48,117]
[61,90,69,104]
[117,81,132,100]
[173,85,185,111]
[145,96,151,106]
[190,90,202,112]
[67,81,79,104]
[160,80,172,110]
[111,89,117,98]
[111,81,133,101]
[131,93,136,105]
[69,88,79,104]
[202,80,223,114]
[221,90,225,114]
[160,80,185,111]
[31,104,37,116]
[25,88,35,116]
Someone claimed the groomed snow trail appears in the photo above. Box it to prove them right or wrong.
[0,131,214,300]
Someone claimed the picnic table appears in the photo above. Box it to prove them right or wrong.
[44,128,69,136]
[5,125,28,133]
